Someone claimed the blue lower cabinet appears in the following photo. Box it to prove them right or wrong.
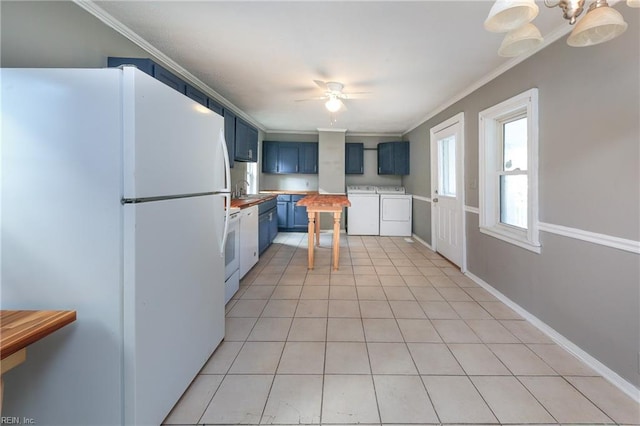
[268,209,278,244]
[277,194,308,231]
[259,207,278,255]
[277,201,289,228]
[258,212,270,255]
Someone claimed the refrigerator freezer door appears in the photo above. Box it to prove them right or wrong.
[122,67,226,199]
[123,195,225,425]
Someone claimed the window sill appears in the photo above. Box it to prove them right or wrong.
[479,226,541,254]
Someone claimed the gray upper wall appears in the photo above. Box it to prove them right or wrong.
[403,8,639,388]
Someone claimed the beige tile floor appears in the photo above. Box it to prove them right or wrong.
[164,232,640,426]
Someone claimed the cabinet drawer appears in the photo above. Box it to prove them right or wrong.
[258,198,277,214]
[277,194,292,202]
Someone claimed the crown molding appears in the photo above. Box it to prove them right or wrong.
[72,0,265,132]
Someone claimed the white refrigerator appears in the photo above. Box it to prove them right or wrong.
[1,67,231,425]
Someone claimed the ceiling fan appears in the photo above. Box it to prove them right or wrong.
[297,80,369,113]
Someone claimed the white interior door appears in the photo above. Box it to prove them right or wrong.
[431,113,465,269]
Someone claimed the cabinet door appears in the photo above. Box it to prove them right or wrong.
[262,141,279,173]
[153,65,186,93]
[235,119,257,162]
[394,141,410,175]
[278,143,299,173]
[277,201,289,229]
[223,110,236,169]
[234,120,248,161]
[377,142,394,174]
[269,209,278,243]
[258,213,269,255]
[345,143,364,174]
[292,204,309,229]
[207,98,223,116]
[291,195,309,229]
[299,143,318,174]
[185,84,207,106]
[247,126,258,162]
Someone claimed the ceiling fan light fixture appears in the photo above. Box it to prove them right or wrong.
[567,0,628,47]
[498,23,544,56]
[484,0,539,32]
[325,96,342,113]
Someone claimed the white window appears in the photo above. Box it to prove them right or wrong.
[479,88,540,253]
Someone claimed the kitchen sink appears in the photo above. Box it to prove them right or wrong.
[234,194,270,200]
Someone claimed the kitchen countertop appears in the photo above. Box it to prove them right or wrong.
[229,194,277,210]
[229,190,320,210]
[259,190,319,195]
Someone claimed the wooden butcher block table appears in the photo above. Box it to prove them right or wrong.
[0,310,76,413]
[296,194,351,270]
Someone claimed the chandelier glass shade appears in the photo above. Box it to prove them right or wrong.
[499,23,545,56]
[484,0,540,32]
[567,1,628,46]
[485,0,631,55]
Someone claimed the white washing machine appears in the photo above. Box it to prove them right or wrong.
[378,186,412,236]
[346,185,380,235]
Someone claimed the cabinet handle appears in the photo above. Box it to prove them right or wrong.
[296,165,298,172]
[314,165,317,173]
[248,149,252,159]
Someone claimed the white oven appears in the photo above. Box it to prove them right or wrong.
[224,207,241,303]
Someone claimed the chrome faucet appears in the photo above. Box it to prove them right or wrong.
[235,180,250,198]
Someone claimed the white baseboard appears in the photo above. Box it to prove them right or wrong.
[411,233,434,251]
[465,271,640,403]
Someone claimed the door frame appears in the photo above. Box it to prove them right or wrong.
[430,112,467,272]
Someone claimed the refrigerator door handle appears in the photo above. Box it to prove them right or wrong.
[218,128,231,257]
[220,193,230,257]
[219,128,231,193]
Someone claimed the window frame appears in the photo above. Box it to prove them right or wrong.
[479,88,540,253]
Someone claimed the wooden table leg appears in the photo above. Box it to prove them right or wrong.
[332,211,341,271]
[315,212,320,246]
[307,211,315,269]
[1,348,26,415]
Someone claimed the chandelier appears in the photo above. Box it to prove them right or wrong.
[484,0,636,57]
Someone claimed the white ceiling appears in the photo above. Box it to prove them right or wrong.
[91,1,565,135]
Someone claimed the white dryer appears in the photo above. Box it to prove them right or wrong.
[346,185,379,235]
[377,186,412,236]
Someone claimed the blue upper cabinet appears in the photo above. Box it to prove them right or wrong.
[298,143,318,174]
[345,143,364,174]
[279,144,300,173]
[262,141,279,173]
[223,109,236,169]
[235,118,258,162]
[207,98,224,116]
[262,141,318,174]
[185,84,207,106]
[378,141,410,175]
[153,65,186,93]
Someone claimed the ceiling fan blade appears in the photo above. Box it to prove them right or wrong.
[313,80,327,90]
[295,96,328,102]
[341,92,371,100]
[339,99,348,111]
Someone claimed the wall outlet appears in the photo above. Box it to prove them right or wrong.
[306,181,309,187]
